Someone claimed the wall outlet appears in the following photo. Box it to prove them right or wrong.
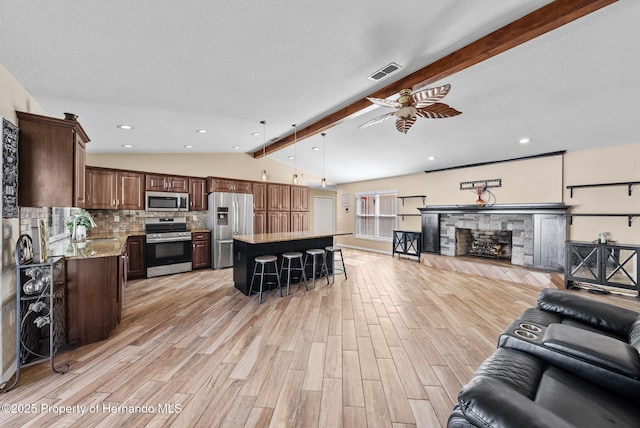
[9,309,16,326]
[114,215,120,222]
[192,215,197,221]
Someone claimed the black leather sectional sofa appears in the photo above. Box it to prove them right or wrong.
[448,288,640,428]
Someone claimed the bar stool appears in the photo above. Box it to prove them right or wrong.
[250,255,281,304]
[304,248,329,288]
[325,246,347,283]
[280,252,308,295]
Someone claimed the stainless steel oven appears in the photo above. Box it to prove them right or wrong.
[145,217,192,277]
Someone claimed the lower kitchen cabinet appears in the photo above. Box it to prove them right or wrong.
[192,231,211,269]
[126,235,146,278]
[66,255,123,346]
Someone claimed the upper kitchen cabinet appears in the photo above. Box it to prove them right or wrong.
[252,182,266,211]
[291,185,309,212]
[208,177,252,194]
[85,167,145,210]
[267,184,291,211]
[17,111,89,208]
[145,174,189,193]
[189,177,207,211]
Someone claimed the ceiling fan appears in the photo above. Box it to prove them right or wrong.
[359,84,462,134]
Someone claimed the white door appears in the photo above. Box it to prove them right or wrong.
[314,196,335,233]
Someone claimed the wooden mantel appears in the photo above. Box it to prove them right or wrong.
[418,203,571,215]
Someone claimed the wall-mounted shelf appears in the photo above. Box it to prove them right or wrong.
[568,213,640,227]
[397,195,426,205]
[567,181,640,198]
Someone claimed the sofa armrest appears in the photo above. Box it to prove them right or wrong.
[458,377,576,428]
[543,323,640,377]
[535,289,638,337]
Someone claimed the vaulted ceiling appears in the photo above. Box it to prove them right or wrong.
[1,1,639,187]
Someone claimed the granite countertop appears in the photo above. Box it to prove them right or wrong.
[47,232,136,260]
[234,231,351,245]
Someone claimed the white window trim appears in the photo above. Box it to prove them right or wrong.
[354,190,398,242]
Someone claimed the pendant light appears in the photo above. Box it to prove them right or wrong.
[321,132,327,188]
[260,120,267,181]
[292,124,298,185]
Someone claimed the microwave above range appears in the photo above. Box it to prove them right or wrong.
[145,191,189,211]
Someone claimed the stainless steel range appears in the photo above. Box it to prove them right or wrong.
[145,217,192,278]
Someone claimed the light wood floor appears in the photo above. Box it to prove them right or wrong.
[3,249,639,427]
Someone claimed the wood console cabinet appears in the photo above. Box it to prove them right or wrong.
[85,167,145,210]
[192,231,211,269]
[17,111,90,208]
[146,174,189,192]
[66,255,123,346]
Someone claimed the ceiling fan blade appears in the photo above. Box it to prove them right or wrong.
[416,103,462,119]
[412,84,451,108]
[359,112,396,129]
[366,96,402,109]
[395,116,417,134]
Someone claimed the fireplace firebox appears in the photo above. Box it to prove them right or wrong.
[456,228,512,260]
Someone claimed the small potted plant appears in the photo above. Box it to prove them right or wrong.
[66,209,97,242]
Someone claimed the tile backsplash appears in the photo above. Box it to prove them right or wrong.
[20,208,207,238]
[88,210,207,235]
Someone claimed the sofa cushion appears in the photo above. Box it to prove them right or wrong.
[455,347,640,428]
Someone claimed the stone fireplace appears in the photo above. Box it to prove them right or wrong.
[419,204,570,272]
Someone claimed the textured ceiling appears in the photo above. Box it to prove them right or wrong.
[1,1,639,187]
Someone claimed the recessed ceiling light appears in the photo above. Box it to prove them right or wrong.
[196,129,207,134]
[312,147,320,151]
[519,137,531,144]
[121,144,133,148]
[251,132,260,136]
[288,156,294,160]
[117,125,133,130]
[184,145,193,149]
[232,145,241,149]
[428,156,436,161]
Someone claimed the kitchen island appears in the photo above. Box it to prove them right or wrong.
[47,233,143,346]
[233,231,351,296]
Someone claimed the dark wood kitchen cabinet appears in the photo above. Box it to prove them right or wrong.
[291,185,309,212]
[252,182,267,211]
[16,111,90,208]
[85,167,145,210]
[267,211,290,233]
[207,177,252,194]
[291,211,310,232]
[189,177,207,211]
[192,231,211,269]
[66,255,123,346]
[126,235,146,278]
[267,184,291,211]
[254,211,267,234]
[146,174,189,192]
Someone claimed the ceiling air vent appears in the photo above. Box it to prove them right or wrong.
[368,62,401,81]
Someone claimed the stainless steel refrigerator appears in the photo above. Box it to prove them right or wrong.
[206,192,253,269]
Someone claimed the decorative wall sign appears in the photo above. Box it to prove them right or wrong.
[2,117,19,218]
[460,178,502,191]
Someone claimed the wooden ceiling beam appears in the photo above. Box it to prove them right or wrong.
[253,0,617,158]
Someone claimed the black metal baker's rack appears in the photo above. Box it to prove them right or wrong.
[1,235,69,393]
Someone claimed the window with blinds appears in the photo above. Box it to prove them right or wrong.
[355,191,398,241]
